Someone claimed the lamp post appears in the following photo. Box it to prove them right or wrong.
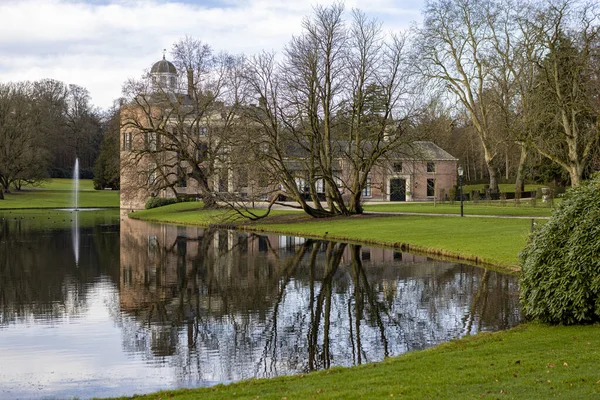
[458,165,464,217]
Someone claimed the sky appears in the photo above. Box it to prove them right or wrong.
[0,0,425,110]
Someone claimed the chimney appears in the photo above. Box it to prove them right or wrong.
[187,68,194,98]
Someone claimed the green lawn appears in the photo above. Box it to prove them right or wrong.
[33,178,97,190]
[0,179,119,209]
[364,201,554,217]
[130,202,535,269]
[108,322,600,400]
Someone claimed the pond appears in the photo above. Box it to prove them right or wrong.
[0,210,522,399]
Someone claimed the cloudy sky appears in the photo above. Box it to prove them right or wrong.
[0,0,424,110]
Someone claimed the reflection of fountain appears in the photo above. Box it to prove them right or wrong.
[73,211,79,265]
[72,158,80,265]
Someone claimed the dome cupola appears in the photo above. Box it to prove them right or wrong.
[151,52,178,91]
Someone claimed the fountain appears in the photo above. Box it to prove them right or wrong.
[73,158,80,211]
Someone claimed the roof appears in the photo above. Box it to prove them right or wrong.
[151,56,177,74]
[411,141,457,161]
[282,139,457,162]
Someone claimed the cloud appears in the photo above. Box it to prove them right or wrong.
[0,0,423,108]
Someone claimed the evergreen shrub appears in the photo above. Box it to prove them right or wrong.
[145,197,178,209]
[520,173,600,324]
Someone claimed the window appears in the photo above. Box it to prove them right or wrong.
[362,177,372,197]
[427,178,435,197]
[177,174,187,188]
[197,142,208,160]
[148,163,157,185]
[123,267,133,287]
[362,249,371,261]
[238,169,248,188]
[393,162,403,173]
[199,126,208,137]
[334,175,343,192]
[148,235,158,254]
[295,177,308,193]
[146,132,157,151]
[427,162,436,173]
[316,179,324,194]
[258,236,268,252]
[123,132,132,151]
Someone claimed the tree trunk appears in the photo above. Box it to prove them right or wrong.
[483,145,498,192]
[568,166,581,187]
[348,191,363,215]
[505,148,509,180]
[514,142,527,193]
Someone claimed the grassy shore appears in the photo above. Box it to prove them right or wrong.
[364,201,554,217]
[0,178,119,209]
[108,322,600,400]
[130,202,536,269]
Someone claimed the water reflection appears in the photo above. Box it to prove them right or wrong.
[0,212,521,399]
[0,210,120,327]
[119,218,521,382]
[73,211,80,265]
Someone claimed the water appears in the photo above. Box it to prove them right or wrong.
[0,211,522,399]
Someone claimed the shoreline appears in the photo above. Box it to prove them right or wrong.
[129,210,523,275]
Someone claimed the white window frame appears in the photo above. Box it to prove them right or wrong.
[362,177,372,197]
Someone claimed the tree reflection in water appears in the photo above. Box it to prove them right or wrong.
[119,218,521,382]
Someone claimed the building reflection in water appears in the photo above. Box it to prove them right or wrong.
[119,217,521,383]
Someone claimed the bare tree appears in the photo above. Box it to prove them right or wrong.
[416,0,504,192]
[243,4,420,217]
[524,0,600,186]
[63,84,102,169]
[485,0,544,192]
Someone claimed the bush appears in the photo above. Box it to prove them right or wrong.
[145,197,178,209]
[519,173,600,324]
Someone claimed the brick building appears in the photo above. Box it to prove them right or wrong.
[120,57,459,209]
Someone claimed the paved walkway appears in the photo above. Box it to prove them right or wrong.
[364,211,550,219]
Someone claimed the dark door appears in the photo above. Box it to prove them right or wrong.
[390,178,406,201]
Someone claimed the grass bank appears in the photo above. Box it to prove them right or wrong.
[0,178,119,209]
[364,201,554,217]
[108,322,600,400]
[129,202,535,269]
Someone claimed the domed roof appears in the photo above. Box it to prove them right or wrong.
[151,55,177,74]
